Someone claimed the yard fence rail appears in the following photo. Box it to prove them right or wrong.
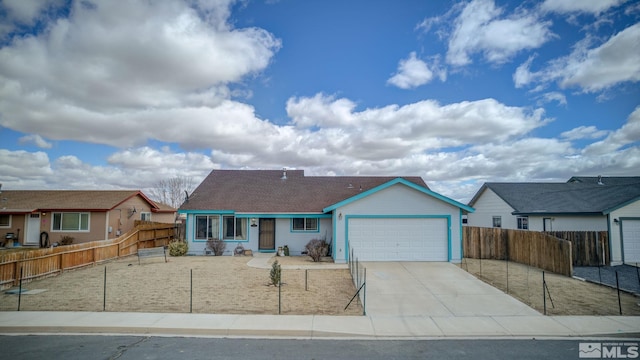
[346,247,366,315]
[463,226,573,276]
[0,222,176,290]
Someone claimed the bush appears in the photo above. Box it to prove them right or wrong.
[305,238,329,262]
[59,235,74,246]
[168,241,188,256]
[206,238,226,256]
[270,260,281,287]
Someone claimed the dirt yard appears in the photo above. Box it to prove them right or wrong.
[0,255,363,315]
[460,258,640,316]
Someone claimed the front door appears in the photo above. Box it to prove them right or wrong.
[25,213,41,245]
[259,218,275,251]
[543,218,552,232]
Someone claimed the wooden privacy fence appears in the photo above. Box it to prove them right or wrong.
[0,223,176,290]
[544,231,609,267]
[463,226,573,276]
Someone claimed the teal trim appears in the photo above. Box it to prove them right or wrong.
[332,212,338,260]
[459,208,464,259]
[323,178,475,213]
[619,217,640,262]
[344,214,453,262]
[180,210,234,214]
[290,218,321,233]
[229,213,330,219]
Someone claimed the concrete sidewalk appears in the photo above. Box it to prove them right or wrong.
[0,311,638,338]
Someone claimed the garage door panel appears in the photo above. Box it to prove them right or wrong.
[623,220,640,263]
[348,218,447,262]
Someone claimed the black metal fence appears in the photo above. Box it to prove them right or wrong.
[461,258,640,316]
[345,247,366,315]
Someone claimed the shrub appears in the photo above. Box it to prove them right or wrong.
[168,241,188,256]
[206,238,226,256]
[270,260,281,287]
[59,235,74,246]
[305,238,329,262]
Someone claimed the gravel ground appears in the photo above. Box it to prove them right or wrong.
[573,264,640,294]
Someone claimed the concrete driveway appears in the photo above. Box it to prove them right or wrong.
[363,262,540,317]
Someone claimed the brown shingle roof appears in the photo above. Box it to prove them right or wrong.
[0,190,164,213]
[180,170,429,213]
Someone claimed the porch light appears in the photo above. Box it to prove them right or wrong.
[251,218,257,227]
[614,218,619,225]
[338,212,342,220]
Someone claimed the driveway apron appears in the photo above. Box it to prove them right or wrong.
[362,262,540,317]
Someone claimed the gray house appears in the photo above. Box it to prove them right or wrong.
[179,169,473,263]
[466,176,640,265]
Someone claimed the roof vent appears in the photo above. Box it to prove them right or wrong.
[281,168,287,180]
[597,175,604,185]
[347,183,354,189]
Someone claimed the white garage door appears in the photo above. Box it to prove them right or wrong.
[622,219,640,263]
[348,218,447,261]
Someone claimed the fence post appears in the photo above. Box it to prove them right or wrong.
[17,266,23,311]
[542,271,546,315]
[305,269,308,291]
[278,277,282,315]
[616,271,622,315]
[190,269,193,314]
[363,267,367,316]
[103,266,107,311]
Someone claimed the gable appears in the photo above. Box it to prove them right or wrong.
[323,178,473,213]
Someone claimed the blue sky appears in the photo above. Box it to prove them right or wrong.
[0,0,639,203]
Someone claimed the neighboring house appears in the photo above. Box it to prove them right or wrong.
[179,169,473,263]
[466,176,640,265]
[0,190,176,247]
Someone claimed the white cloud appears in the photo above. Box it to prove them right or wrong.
[560,126,609,140]
[584,106,640,155]
[540,0,625,15]
[515,23,640,92]
[0,0,66,39]
[447,0,554,66]
[18,134,53,148]
[537,91,567,106]
[0,0,281,147]
[387,52,445,89]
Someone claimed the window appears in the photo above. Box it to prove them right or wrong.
[492,216,502,228]
[0,214,10,228]
[517,216,529,230]
[140,212,152,221]
[223,216,247,240]
[292,217,318,231]
[52,212,89,231]
[195,215,220,240]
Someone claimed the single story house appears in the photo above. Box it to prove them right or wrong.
[179,169,474,263]
[0,190,176,247]
[466,176,640,265]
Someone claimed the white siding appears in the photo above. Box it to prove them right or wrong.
[466,188,516,229]
[610,199,640,265]
[333,183,462,263]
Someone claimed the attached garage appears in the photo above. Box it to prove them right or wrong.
[347,217,449,261]
[622,219,640,263]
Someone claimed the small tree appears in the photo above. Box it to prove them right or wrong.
[305,238,329,262]
[206,238,226,256]
[270,260,282,287]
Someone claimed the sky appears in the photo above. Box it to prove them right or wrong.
[0,0,639,204]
